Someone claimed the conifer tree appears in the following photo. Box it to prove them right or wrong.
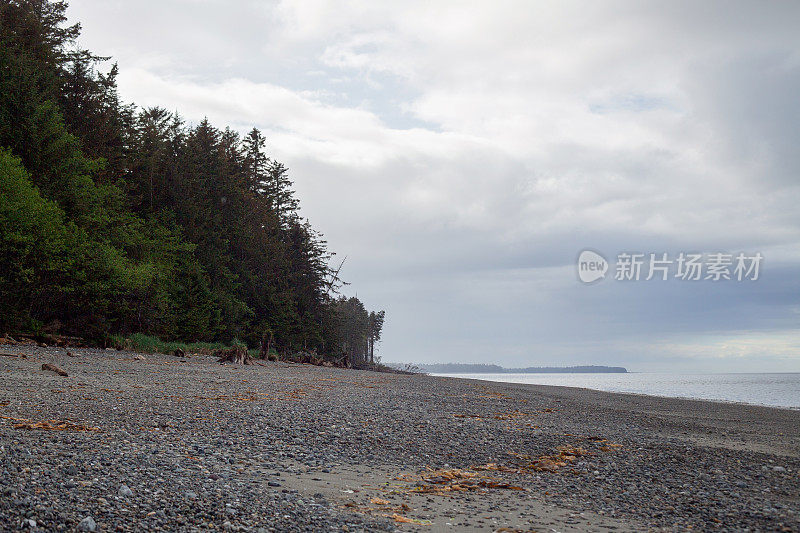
[0,0,387,357]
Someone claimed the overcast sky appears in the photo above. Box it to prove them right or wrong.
[67,1,800,371]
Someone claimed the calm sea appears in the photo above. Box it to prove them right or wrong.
[433,372,800,409]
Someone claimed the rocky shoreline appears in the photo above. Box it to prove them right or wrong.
[1,346,798,531]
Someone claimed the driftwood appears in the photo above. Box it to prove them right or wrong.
[41,363,68,376]
[212,345,348,368]
[0,334,27,346]
[284,351,326,365]
[2,333,86,348]
[215,345,252,365]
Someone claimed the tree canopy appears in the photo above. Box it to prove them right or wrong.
[0,0,384,363]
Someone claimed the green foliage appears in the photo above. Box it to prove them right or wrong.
[112,333,228,355]
[0,0,385,357]
[332,297,386,366]
[0,148,75,330]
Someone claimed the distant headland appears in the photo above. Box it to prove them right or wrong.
[415,363,628,374]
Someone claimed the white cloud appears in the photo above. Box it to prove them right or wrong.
[67,0,800,370]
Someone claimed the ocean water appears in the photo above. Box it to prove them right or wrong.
[433,372,800,409]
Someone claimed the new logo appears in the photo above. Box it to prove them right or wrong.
[577,250,608,284]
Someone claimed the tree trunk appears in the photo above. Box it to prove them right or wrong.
[260,331,275,361]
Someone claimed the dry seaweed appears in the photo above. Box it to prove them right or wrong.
[1,416,98,432]
[397,467,524,496]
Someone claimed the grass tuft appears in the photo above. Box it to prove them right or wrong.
[111,333,233,355]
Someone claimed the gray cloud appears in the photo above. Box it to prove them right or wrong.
[67,0,800,371]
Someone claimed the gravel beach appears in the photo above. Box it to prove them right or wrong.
[1,347,798,532]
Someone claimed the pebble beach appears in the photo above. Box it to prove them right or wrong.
[1,347,798,532]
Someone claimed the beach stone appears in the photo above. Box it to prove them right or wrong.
[1,345,798,532]
[118,484,133,497]
[77,516,96,532]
